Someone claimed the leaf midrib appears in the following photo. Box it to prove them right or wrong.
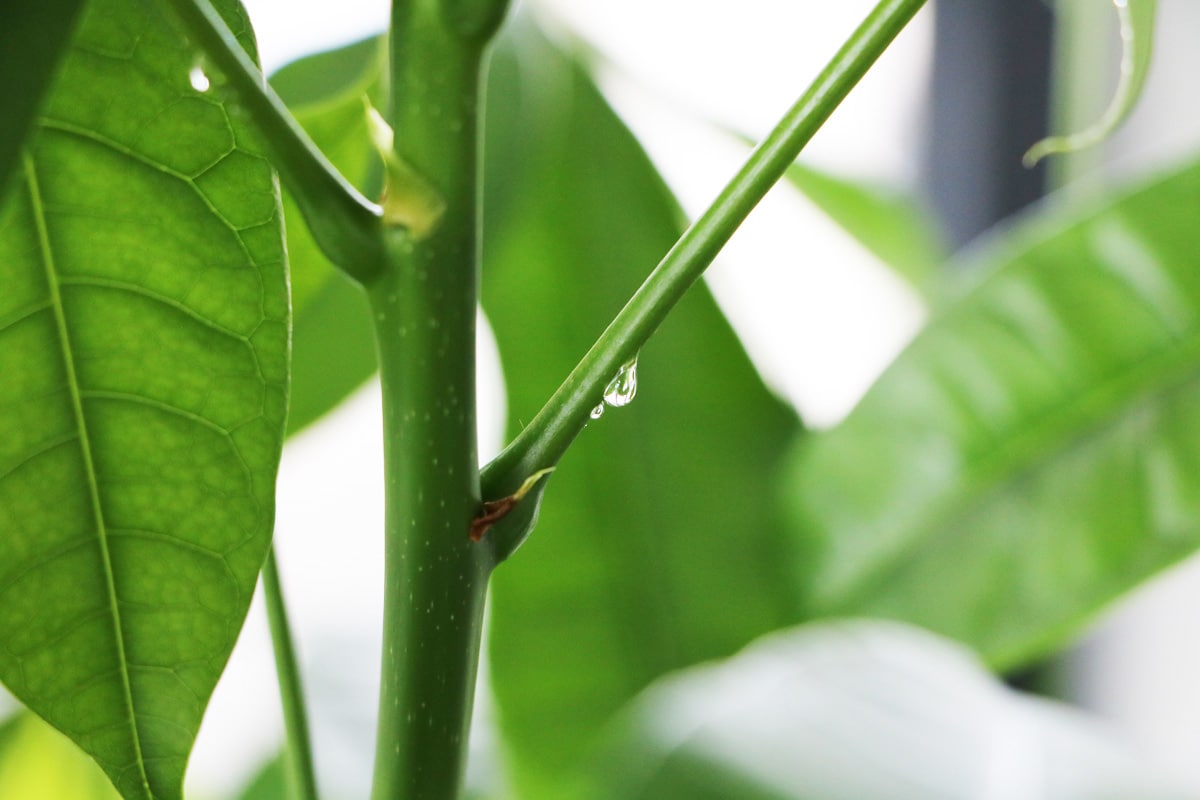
[23,152,153,798]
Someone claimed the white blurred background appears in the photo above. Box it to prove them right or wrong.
[180,1,1200,797]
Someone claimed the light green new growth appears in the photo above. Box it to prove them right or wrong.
[1024,0,1157,166]
[512,467,556,500]
[365,100,448,237]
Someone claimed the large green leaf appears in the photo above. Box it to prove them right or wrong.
[597,621,1190,800]
[481,22,804,795]
[0,0,288,797]
[788,158,1200,668]
[269,37,383,436]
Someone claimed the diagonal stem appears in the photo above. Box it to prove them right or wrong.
[480,0,929,561]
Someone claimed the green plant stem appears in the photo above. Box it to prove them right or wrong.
[480,0,928,560]
[261,547,320,800]
[368,2,508,798]
[163,0,386,281]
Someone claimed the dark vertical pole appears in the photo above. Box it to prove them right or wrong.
[924,0,1062,694]
[923,0,1056,249]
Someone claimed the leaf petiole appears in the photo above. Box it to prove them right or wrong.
[480,0,929,560]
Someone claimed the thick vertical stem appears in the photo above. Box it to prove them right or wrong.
[369,233,491,799]
[368,2,506,798]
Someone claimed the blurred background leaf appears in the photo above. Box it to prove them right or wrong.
[268,36,384,435]
[787,156,1200,669]
[233,754,287,800]
[480,20,805,796]
[594,620,1192,800]
[0,713,120,800]
[782,159,944,294]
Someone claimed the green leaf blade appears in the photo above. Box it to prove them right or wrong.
[789,159,1200,667]
[0,1,288,797]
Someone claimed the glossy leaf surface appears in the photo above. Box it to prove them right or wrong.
[481,23,804,794]
[0,0,288,796]
[788,160,1200,667]
[598,621,1189,800]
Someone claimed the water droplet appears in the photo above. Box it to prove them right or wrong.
[588,355,640,422]
[602,354,639,408]
[189,63,210,93]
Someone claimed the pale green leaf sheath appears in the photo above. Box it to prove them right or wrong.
[0,0,288,797]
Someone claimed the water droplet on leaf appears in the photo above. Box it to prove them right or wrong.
[590,403,605,420]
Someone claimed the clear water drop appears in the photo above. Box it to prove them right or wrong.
[590,403,605,420]
[189,63,211,93]
[602,354,639,408]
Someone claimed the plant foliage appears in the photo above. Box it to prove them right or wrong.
[0,0,286,796]
[0,0,1194,798]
